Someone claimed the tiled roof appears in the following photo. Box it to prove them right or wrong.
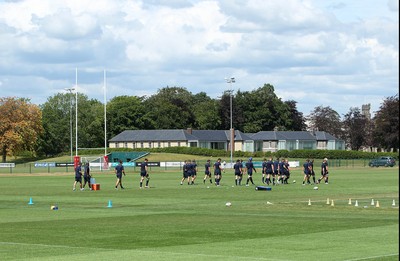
[109,130,341,142]
[191,130,229,141]
[109,130,197,142]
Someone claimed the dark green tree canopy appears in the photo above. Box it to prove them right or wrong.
[307,105,343,138]
[143,87,196,129]
[107,95,149,137]
[342,107,368,151]
[372,94,399,151]
[11,85,397,159]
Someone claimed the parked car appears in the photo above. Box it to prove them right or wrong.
[368,157,396,167]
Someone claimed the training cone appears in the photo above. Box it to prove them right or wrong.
[107,200,112,208]
[348,198,352,205]
[376,201,380,208]
[326,198,330,205]
[331,200,334,207]
[355,200,359,207]
[392,200,396,207]
[28,197,34,205]
[308,199,311,206]
[371,199,375,206]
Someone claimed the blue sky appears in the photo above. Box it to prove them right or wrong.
[0,0,398,118]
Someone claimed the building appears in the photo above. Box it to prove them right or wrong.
[109,129,345,152]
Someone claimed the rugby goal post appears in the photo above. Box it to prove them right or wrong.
[81,156,110,171]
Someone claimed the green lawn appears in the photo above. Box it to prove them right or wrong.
[0,166,398,260]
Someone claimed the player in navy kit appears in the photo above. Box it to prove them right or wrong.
[190,159,198,185]
[265,157,274,185]
[272,158,279,185]
[233,159,243,186]
[302,159,311,185]
[203,159,212,184]
[181,160,190,185]
[317,158,329,184]
[214,158,223,186]
[277,158,286,184]
[309,159,316,184]
[283,159,290,184]
[139,158,149,189]
[115,160,126,190]
[73,162,83,191]
[82,162,92,190]
[245,157,256,186]
[261,158,267,184]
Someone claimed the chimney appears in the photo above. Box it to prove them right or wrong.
[186,128,192,134]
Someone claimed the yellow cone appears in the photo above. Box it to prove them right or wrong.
[331,200,334,206]
[348,198,352,205]
[308,199,311,206]
[326,198,330,205]
[376,201,380,208]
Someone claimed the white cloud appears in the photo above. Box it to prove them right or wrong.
[0,0,398,118]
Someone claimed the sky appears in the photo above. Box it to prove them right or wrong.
[0,0,398,118]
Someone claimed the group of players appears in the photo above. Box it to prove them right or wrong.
[302,157,329,185]
[73,158,151,190]
[180,157,330,187]
[73,156,329,190]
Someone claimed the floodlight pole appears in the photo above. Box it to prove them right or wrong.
[225,77,235,166]
[104,69,107,156]
[64,87,75,163]
[75,68,78,157]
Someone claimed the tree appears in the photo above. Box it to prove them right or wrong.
[307,106,343,137]
[39,93,77,156]
[143,87,196,129]
[232,84,293,132]
[0,97,43,162]
[342,107,368,150]
[192,92,221,129]
[107,95,150,138]
[284,100,307,131]
[372,94,399,151]
[78,98,105,148]
[39,93,105,157]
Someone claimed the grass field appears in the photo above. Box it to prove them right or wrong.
[0,165,398,260]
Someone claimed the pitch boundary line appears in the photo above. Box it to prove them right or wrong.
[1,241,398,261]
[0,242,287,260]
[343,253,399,261]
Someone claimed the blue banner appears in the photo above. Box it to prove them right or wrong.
[34,162,56,168]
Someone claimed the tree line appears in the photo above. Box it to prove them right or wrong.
[0,84,398,162]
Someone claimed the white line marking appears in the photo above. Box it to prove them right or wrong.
[344,253,399,261]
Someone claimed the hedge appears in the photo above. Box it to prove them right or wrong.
[77,147,399,160]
